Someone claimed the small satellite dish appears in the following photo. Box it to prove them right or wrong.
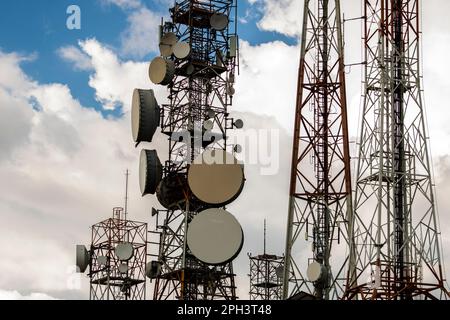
[115,242,134,261]
[227,85,235,96]
[276,266,284,279]
[188,149,245,206]
[131,89,160,143]
[307,261,324,282]
[234,119,244,129]
[233,144,242,154]
[97,256,108,266]
[173,41,191,60]
[187,208,244,265]
[186,63,195,75]
[119,263,129,274]
[149,57,175,85]
[203,120,214,131]
[207,109,215,119]
[139,149,163,196]
[210,13,229,31]
[76,245,90,273]
[146,261,161,279]
[159,32,178,57]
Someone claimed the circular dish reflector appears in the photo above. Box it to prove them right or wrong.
[234,119,244,129]
[149,57,175,85]
[187,208,244,265]
[159,32,178,57]
[173,41,191,59]
[115,242,134,261]
[203,120,214,131]
[97,256,107,266]
[131,89,160,143]
[210,13,229,31]
[188,149,245,206]
[76,245,89,273]
[307,261,324,282]
[139,149,163,196]
[118,263,129,274]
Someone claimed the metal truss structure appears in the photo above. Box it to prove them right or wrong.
[150,0,240,300]
[89,207,147,300]
[344,0,449,300]
[283,0,354,300]
[249,253,284,300]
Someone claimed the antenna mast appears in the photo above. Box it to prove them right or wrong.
[283,0,354,300]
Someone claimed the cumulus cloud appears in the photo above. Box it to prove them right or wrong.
[0,290,57,300]
[1,0,450,300]
[57,46,94,71]
[120,7,161,58]
[100,0,141,10]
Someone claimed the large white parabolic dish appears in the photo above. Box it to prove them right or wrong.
[139,149,163,196]
[76,245,89,273]
[131,89,160,143]
[149,57,175,85]
[188,149,245,206]
[187,208,244,265]
[159,32,178,57]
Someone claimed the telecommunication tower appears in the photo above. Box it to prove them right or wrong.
[282,0,354,300]
[132,0,245,300]
[76,172,148,300]
[344,0,449,300]
[249,220,284,300]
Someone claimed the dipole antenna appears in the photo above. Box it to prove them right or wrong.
[124,169,129,221]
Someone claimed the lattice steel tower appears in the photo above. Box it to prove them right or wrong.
[283,0,354,300]
[344,0,449,300]
[249,220,284,300]
[141,0,242,300]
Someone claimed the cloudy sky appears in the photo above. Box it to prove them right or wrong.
[0,0,450,300]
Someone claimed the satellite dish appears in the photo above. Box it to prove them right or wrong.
[115,242,134,261]
[97,256,108,266]
[307,261,324,282]
[234,119,244,129]
[173,41,191,60]
[159,32,178,57]
[203,120,214,131]
[186,64,195,76]
[139,149,163,196]
[206,109,215,119]
[227,85,235,96]
[149,57,175,85]
[233,144,242,154]
[131,89,160,143]
[76,245,90,273]
[210,13,229,31]
[119,263,129,274]
[188,149,245,206]
[146,261,161,279]
[187,208,244,265]
[276,266,284,279]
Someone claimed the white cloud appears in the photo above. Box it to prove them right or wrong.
[1,0,450,300]
[57,46,94,71]
[0,290,57,300]
[120,7,161,58]
[100,0,141,10]
[250,0,303,38]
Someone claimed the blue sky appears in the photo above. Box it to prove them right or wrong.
[0,0,295,117]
